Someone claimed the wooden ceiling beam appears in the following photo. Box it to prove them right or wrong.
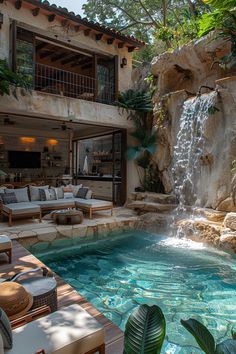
[61,54,81,65]
[95,33,103,41]
[61,19,69,27]
[75,25,80,32]
[40,50,54,59]
[71,58,92,68]
[81,64,92,70]
[118,42,125,48]
[36,42,48,51]
[15,0,22,9]
[107,38,115,45]
[32,7,40,16]
[48,14,56,22]
[51,52,68,62]
[128,46,135,52]
[84,29,91,36]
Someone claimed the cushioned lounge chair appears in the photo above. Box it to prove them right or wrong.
[6,304,105,354]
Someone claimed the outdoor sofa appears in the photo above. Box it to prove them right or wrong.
[0,185,113,226]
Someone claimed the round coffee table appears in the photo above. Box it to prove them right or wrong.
[52,209,83,225]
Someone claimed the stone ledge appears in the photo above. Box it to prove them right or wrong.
[129,192,177,204]
[5,215,139,250]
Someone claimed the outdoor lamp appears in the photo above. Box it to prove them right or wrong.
[120,57,127,68]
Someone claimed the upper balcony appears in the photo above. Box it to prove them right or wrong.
[15,27,118,105]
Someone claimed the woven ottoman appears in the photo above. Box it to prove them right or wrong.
[0,235,12,263]
[52,210,83,225]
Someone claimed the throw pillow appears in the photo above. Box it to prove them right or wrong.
[71,184,82,197]
[29,185,49,201]
[39,188,57,201]
[5,187,29,203]
[0,307,12,349]
[0,192,17,205]
[76,187,89,199]
[85,189,93,199]
[51,187,64,199]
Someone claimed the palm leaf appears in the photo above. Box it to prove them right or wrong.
[215,339,236,353]
[181,318,215,354]
[124,304,166,354]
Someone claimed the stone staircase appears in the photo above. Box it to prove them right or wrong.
[126,192,178,213]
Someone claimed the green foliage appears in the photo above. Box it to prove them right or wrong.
[0,59,31,98]
[124,305,236,354]
[119,89,153,113]
[181,318,236,354]
[83,0,208,60]
[181,318,216,353]
[127,130,157,162]
[198,0,236,69]
[124,304,166,354]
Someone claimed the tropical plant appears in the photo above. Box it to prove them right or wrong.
[119,89,153,114]
[119,89,159,191]
[0,59,31,98]
[124,304,166,354]
[123,304,236,354]
[198,0,236,69]
[181,318,236,354]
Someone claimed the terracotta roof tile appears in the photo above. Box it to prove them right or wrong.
[22,0,145,47]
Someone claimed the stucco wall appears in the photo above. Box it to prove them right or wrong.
[0,0,133,92]
[0,89,133,129]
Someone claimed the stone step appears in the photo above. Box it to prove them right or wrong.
[126,201,177,213]
[195,208,226,222]
[129,192,177,205]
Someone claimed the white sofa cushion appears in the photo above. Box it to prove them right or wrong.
[35,199,75,209]
[5,188,29,203]
[2,203,40,215]
[75,198,112,209]
[6,304,104,354]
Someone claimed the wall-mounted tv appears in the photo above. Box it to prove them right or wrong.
[8,151,41,168]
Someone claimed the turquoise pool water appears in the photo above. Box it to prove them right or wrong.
[32,231,236,353]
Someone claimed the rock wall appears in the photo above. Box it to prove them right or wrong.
[150,32,236,211]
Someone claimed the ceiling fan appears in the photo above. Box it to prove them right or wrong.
[52,122,73,131]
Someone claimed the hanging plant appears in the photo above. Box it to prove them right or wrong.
[0,59,31,98]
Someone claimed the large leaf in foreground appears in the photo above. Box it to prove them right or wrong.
[215,339,236,354]
[124,304,166,354]
[181,318,215,354]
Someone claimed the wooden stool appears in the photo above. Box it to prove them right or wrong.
[0,235,12,263]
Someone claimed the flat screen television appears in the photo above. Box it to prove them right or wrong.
[8,151,41,168]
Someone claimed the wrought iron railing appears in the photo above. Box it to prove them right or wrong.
[33,62,115,104]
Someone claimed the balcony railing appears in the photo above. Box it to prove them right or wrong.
[32,62,116,105]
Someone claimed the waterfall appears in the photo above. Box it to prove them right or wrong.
[172,91,217,211]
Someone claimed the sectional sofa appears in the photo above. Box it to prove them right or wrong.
[0,185,113,226]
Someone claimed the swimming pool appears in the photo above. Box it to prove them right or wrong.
[31,231,236,353]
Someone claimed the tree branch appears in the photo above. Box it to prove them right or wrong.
[119,21,154,32]
[106,1,140,24]
[137,0,161,29]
